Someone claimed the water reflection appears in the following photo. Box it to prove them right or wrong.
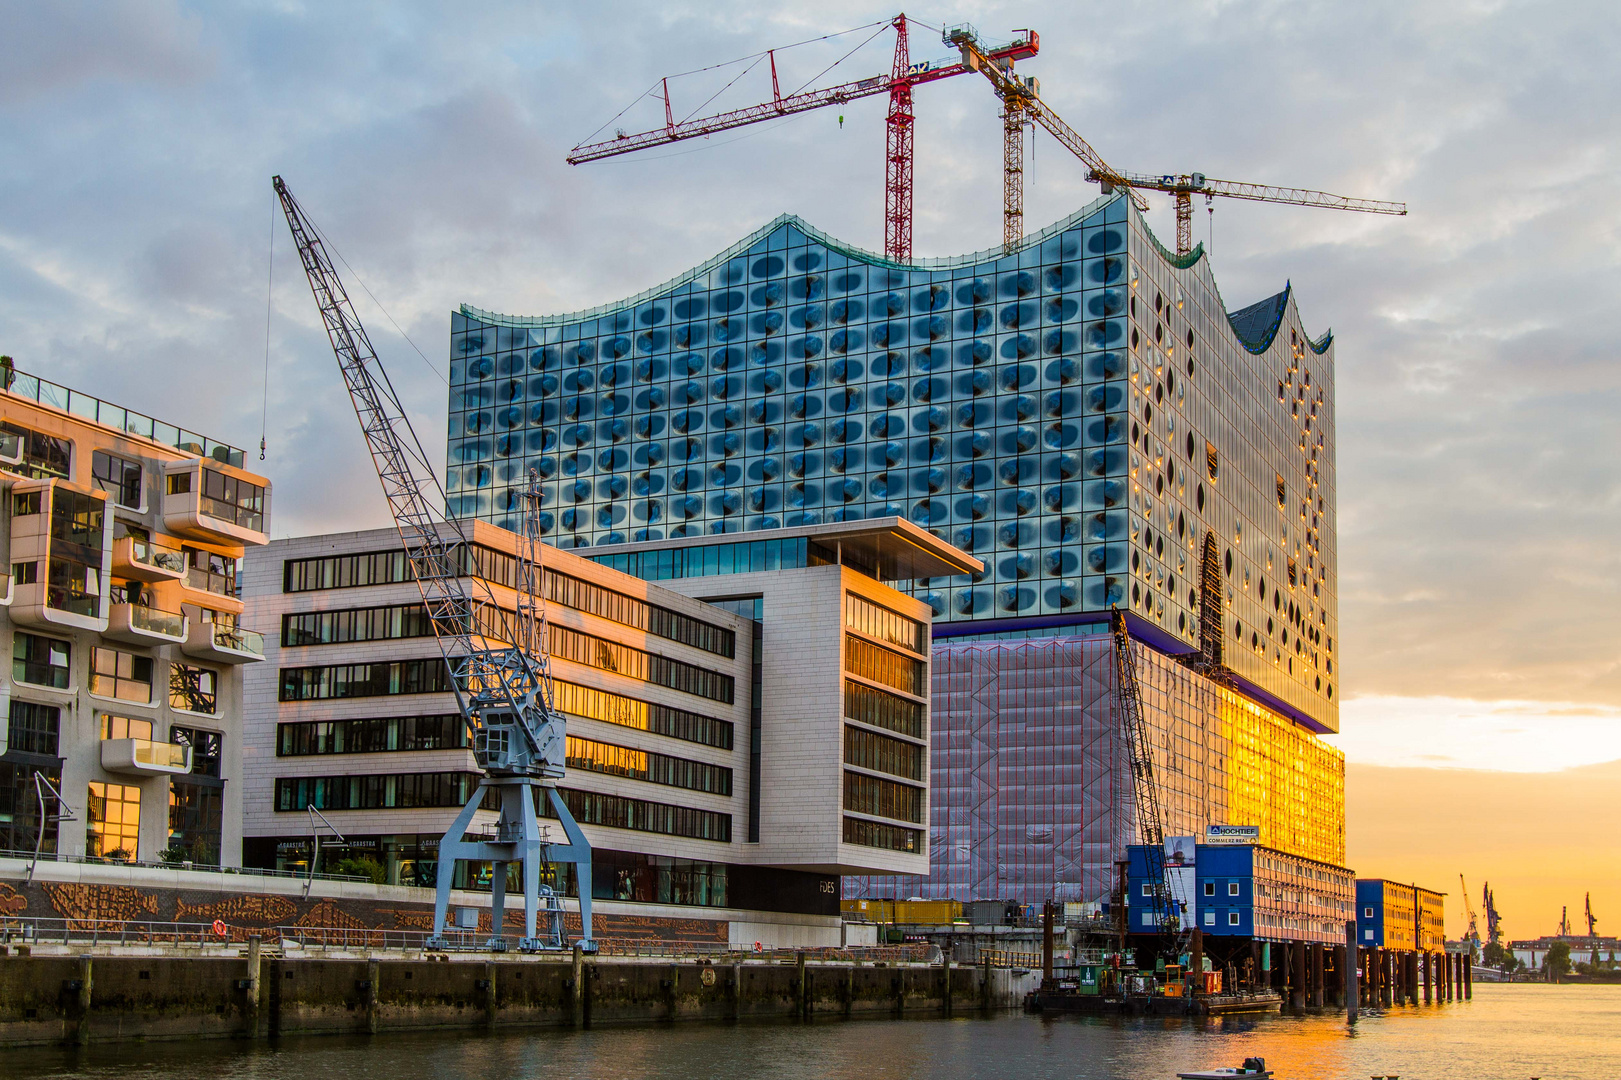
[7,985,1619,1080]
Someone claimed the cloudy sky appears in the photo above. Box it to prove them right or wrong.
[3,0,1619,782]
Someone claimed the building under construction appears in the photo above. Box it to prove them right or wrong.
[449,170,1345,906]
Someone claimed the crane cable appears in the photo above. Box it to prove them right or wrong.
[260,194,274,460]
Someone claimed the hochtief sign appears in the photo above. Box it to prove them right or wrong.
[1205,824,1261,845]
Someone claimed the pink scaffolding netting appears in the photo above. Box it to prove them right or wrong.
[846,634,1227,905]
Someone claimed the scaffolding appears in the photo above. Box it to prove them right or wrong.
[846,634,1344,906]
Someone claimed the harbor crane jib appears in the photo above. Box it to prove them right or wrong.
[272,175,595,953]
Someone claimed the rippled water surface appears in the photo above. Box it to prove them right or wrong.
[8,983,1617,1080]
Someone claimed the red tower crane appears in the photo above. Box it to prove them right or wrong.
[567,15,1040,263]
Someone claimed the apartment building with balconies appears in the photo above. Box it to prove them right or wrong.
[0,368,270,866]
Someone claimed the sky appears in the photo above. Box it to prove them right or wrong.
[1,2,1617,932]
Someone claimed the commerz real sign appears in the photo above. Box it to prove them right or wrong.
[1205,824,1261,845]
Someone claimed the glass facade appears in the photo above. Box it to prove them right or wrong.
[845,634,1344,906]
[447,193,1337,733]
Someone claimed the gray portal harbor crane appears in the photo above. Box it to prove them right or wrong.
[273,176,595,952]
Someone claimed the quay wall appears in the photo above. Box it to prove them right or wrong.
[0,952,1034,1046]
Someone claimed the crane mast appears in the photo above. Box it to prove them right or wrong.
[272,176,594,952]
[1109,608,1183,950]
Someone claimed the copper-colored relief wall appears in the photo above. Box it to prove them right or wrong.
[0,879,727,943]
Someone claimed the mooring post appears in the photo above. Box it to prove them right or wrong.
[1292,940,1306,1011]
[483,961,498,1029]
[796,952,808,1020]
[1344,922,1358,1023]
[942,952,953,1016]
[1311,943,1324,1008]
[981,955,993,1011]
[1041,900,1054,986]
[1190,929,1204,998]
[1464,954,1472,1000]
[74,954,93,1046]
[571,943,585,1029]
[366,959,380,1034]
[245,935,263,1038]
[731,960,743,1022]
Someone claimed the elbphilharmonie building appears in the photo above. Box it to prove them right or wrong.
[447,192,1346,902]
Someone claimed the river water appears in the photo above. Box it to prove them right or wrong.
[8,983,1618,1080]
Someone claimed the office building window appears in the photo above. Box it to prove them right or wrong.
[86,780,140,859]
[565,734,731,796]
[843,726,924,781]
[281,603,435,646]
[277,714,466,756]
[552,680,732,750]
[842,771,924,824]
[842,817,918,853]
[92,450,143,509]
[547,570,736,657]
[168,781,223,865]
[1229,881,1241,896]
[90,647,154,704]
[1229,912,1241,926]
[278,658,452,702]
[1204,881,1216,897]
[275,771,483,812]
[547,623,734,704]
[47,488,105,617]
[0,762,61,851]
[196,468,265,532]
[554,787,731,842]
[842,680,924,739]
[170,664,219,715]
[13,632,70,689]
[8,700,61,757]
[0,422,71,480]
[844,636,924,697]
[171,726,222,778]
[844,593,927,653]
[99,714,153,741]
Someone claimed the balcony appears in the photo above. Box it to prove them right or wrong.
[162,460,270,547]
[104,602,188,647]
[100,738,193,777]
[111,535,186,583]
[181,620,265,664]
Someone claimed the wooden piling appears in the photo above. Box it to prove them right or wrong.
[1344,923,1358,1023]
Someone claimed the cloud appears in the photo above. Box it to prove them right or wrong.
[1335,695,1621,771]
[0,0,1617,763]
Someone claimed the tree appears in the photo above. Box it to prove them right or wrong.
[1545,941,1571,981]
[1483,941,1518,970]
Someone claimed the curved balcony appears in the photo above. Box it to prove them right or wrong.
[111,536,186,583]
[181,621,265,664]
[101,738,192,776]
[103,603,188,647]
